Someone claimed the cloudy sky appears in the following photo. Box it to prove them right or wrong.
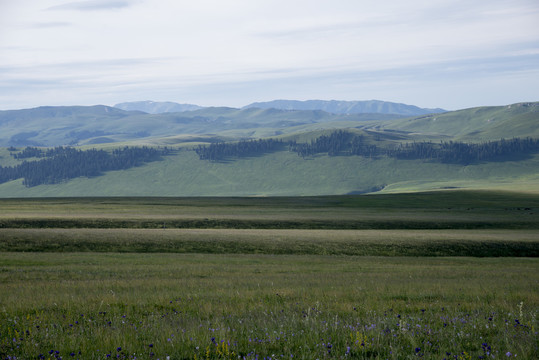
[1,0,538,110]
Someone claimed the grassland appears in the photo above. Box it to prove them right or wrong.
[1,253,538,359]
[1,192,538,359]
[2,147,539,197]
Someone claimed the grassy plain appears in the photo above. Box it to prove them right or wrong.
[1,192,538,359]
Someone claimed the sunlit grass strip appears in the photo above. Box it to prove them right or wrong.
[1,228,538,256]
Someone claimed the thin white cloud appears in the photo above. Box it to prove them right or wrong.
[32,22,72,28]
[47,0,133,11]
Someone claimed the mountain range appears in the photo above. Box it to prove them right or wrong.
[114,100,203,114]
[243,99,446,116]
[112,99,445,116]
[0,102,408,147]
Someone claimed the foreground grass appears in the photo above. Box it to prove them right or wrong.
[1,193,538,358]
[1,253,538,359]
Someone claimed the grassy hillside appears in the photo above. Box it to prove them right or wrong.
[377,102,539,140]
[0,101,538,196]
[1,147,539,197]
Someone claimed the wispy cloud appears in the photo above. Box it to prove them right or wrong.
[32,22,72,28]
[47,0,133,11]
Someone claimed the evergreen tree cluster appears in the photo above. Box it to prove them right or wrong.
[0,146,171,187]
[195,139,285,161]
[10,146,85,159]
[389,137,539,164]
[194,130,539,165]
[289,131,539,164]
[10,146,44,159]
[289,130,378,158]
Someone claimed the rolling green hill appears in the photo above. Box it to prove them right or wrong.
[1,145,539,197]
[0,101,538,196]
[376,102,539,140]
[0,105,400,147]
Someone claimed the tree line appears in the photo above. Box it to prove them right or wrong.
[289,130,378,158]
[1,146,171,187]
[194,132,378,161]
[10,146,91,159]
[388,137,539,164]
[194,130,539,165]
[195,139,286,161]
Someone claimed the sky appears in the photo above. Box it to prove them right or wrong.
[0,0,538,111]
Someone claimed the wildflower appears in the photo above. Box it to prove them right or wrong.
[117,347,122,352]
[415,347,421,353]
[505,352,512,357]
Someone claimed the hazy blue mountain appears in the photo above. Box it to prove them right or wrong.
[0,105,399,147]
[244,99,446,116]
[114,100,204,114]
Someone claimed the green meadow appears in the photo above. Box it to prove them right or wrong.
[1,192,538,359]
[2,148,539,197]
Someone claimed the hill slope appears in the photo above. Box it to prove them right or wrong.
[1,147,539,197]
[0,101,538,196]
[377,102,539,140]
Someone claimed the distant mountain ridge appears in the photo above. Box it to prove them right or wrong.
[243,99,446,116]
[0,101,536,147]
[114,100,203,114]
[113,99,445,116]
[0,105,402,147]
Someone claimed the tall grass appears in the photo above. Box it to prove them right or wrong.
[1,253,537,359]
